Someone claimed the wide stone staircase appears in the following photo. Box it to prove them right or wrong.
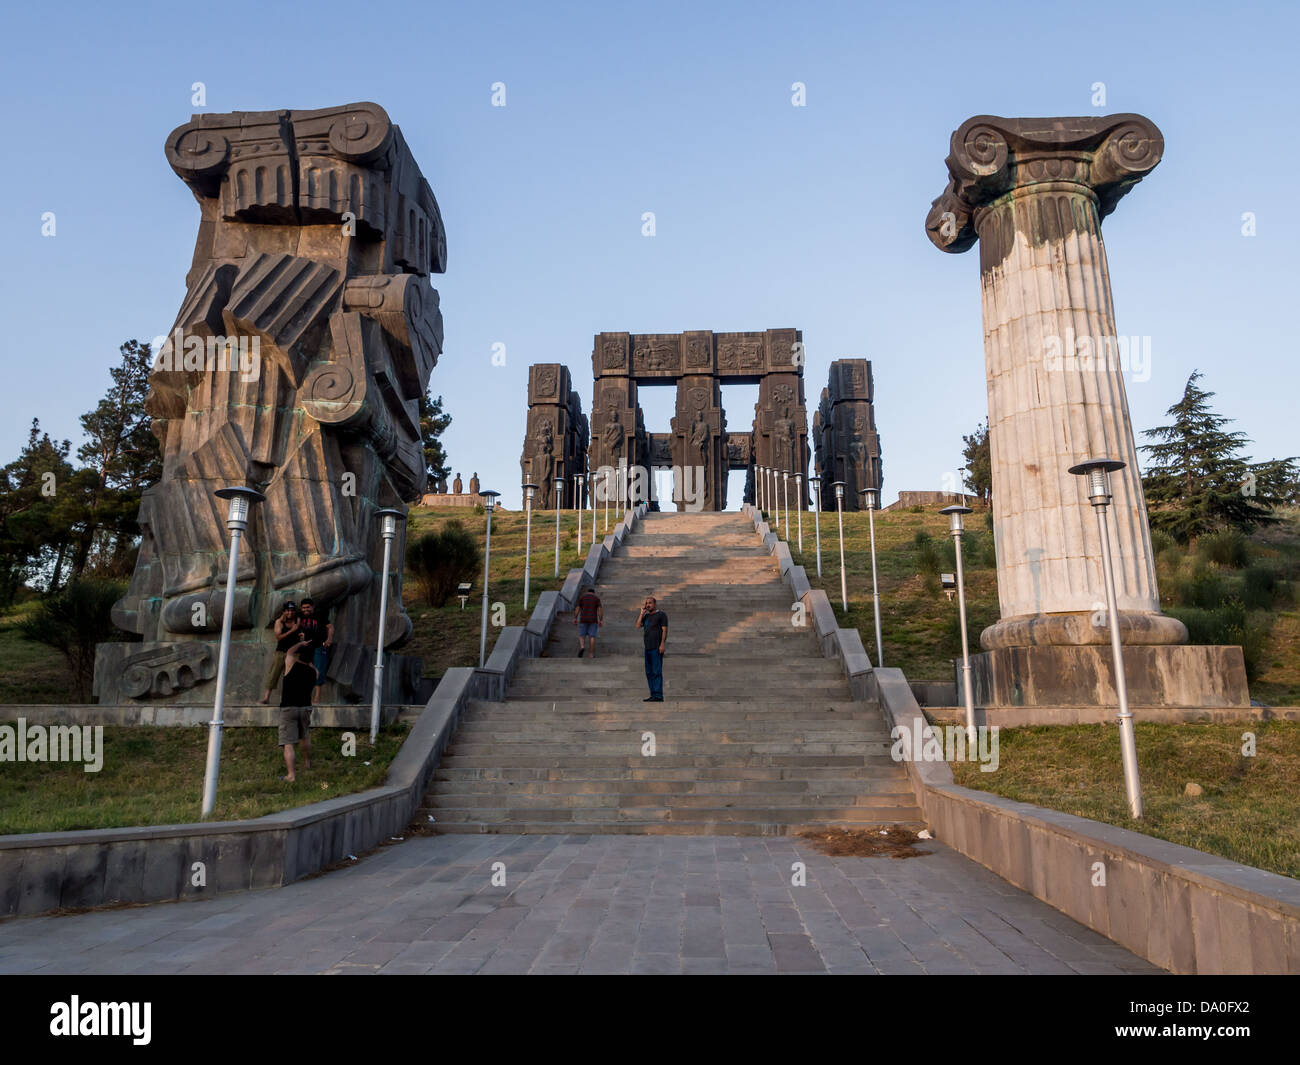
[421,511,924,835]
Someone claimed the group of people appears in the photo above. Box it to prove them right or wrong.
[573,588,668,702]
[259,598,333,782]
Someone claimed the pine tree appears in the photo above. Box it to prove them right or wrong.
[0,420,77,602]
[70,339,162,578]
[1140,370,1297,542]
[418,391,453,494]
[961,419,992,503]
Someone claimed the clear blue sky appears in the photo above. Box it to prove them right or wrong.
[2,0,1295,510]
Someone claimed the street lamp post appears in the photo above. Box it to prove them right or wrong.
[554,477,563,578]
[589,471,597,548]
[941,504,976,744]
[832,481,847,612]
[1070,458,1143,819]
[756,465,764,515]
[521,482,538,609]
[782,471,790,540]
[370,507,405,744]
[478,489,500,667]
[574,473,583,555]
[773,468,780,531]
[794,473,804,552]
[604,467,611,532]
[811,479,823,578]
[860,488,883,668]
[202,485,265,818]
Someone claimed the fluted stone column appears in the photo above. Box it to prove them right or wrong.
[927,114,1185,651]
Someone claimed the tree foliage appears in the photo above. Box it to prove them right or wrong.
[419,391,453,494]
[961,419,992,503]
[19,578,126,701]
[406,521,481,606]
[1140,371,1297,542]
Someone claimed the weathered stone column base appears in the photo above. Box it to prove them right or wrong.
[980,611,1188,649]
[959,645,1250,712]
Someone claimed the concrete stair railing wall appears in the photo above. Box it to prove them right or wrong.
[739,503,877,702]
[0,504,649,917]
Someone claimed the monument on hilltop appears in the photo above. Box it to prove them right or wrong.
[813,359,882,510]
[583,329,809,511]
[926,113,1248,711]
[519,363,590,508]
[95,102,445,705]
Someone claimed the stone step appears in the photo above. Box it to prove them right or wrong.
[439,752,900,768]
[429,819,926,836]
[426,791,915,810]
[430,777,914,795]
[434,764,900,781]
[426,805,923,825]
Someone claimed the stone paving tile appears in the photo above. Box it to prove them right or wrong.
[0,835,1163,975]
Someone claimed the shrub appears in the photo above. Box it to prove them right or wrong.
[1242,565,1278,610]
[913,531,940,576]
[1167,598,1269,683]
[1149,528,1176,555]
[1169,566,1226,610]
[1198,529,1249,569]
[19,578,126,702]
[406,521,481,606]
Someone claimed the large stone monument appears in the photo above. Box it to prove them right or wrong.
[95,102,444,705]
[520,364,589,508]
[927,114,1247,710]
[588,329,808,511]
[814,359,882,511]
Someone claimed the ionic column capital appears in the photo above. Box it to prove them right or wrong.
[925,114,1164,254]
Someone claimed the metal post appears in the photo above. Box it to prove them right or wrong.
[1071,459,1143,819]
[604,468,610,531]
[795,474,803,553]
[943,505,976,744]
[574,473,583,554]
[832,481,847,612]
[370,507,405,744]
[202,485,265,818]
[554,477,563,578]
[861,488,883,667]
[782,472,790,542]
[522,482,537,609]
[478,490,500,667]
[812,480,822,578]
[590,472,597,548]
[773,468,780,530]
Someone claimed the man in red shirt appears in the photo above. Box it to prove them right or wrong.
[573,587,603,658]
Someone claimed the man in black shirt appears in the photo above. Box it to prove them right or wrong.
[279,635,316,782]
[636,595,668,702]
[296,597,333,705]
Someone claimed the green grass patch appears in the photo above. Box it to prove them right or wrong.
[0,723,407,834]
[950,721,1300,878]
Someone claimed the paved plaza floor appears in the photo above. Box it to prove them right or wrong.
[0,834,1160,974]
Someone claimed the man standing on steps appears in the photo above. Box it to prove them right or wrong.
[574,585,603,658]
[637,595,668,702]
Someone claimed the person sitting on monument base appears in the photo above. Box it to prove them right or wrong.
[573,586,603,658]
[636,595,668,702]
[258,601,300,704]
[279,635,316,783]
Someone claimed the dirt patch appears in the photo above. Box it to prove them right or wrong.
[797,826,932,859]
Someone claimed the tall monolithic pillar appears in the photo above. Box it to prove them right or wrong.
[926,115,1248,714]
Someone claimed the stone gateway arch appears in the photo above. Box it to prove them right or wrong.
[584,329,811,511]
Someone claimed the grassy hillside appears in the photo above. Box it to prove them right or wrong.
[786,501,1300,703]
